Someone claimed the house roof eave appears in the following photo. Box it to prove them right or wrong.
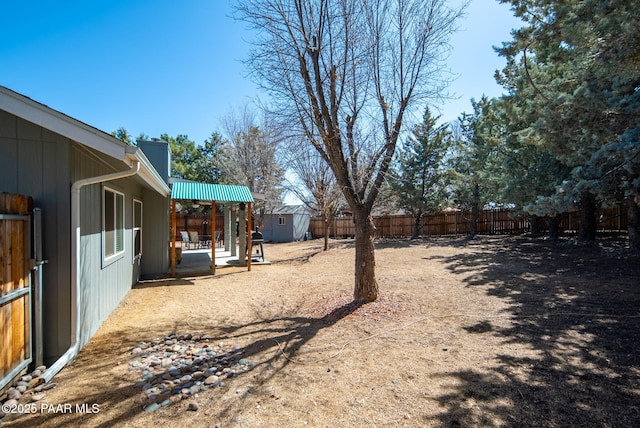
[0,86,128,160]
[1,86,170,198]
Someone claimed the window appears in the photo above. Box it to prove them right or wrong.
[133,199,143,261]
[278,216,286,225]
[103,187,124,261]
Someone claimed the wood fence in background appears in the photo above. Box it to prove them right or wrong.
[173,212,225,242]
[309,206,628,239]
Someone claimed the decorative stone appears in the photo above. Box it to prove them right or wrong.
[145,387,161,397]
[31,393,46,402]
[7,389,21,400]
[144,403,160,412]
[204,375,219,385]
[41,382,57,391]
[3,399,18,408]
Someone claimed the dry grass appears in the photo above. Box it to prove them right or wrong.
[3,236,640,427]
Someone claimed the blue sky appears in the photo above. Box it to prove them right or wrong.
[1,0,521,145]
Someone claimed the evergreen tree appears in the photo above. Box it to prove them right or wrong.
[496,0,640,247]
[161,134,202,181]
[111,127,134,145]
[447,98,503,237]
[490,97,572,239]
[195,132,231,184]
[389,108,451,239]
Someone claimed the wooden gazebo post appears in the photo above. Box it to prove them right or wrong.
[247,202,252,271]
[211,200,216,274]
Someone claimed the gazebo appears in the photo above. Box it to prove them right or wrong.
[170,180,255,275]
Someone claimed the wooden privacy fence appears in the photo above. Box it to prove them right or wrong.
[172,212,225,242]
[1,193,32,392]
[309,206,629,239]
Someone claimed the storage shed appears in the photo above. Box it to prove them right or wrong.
[262,205,313,243]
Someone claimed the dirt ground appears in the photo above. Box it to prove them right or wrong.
[2,235,639,427]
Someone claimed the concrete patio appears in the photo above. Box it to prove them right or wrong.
[174,244,270,276]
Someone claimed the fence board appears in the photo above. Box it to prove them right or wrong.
[0,193,32,391]
[173,213,225,242]
[309,206,628,239]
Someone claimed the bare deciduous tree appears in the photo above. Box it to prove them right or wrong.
[237,0,465,302]
[284,142,343,251]
[221,106,286,224]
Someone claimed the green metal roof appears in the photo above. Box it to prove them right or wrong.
[171,181,254,202]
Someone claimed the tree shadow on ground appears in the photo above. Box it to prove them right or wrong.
[325,236,471,251]
[6,300,364,427]
[429,236,640,427]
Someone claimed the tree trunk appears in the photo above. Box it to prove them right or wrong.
[468,208,478,238]
[353,209,378,302]
[323,214,330,251]
[529,214,541,237]
[468,184,480,238]
[627,196,640,251]
[547,214,561,241]
[412,213,422,240]
[578,191,597,242]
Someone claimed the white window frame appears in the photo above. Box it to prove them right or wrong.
[133,199,143,262]
[103,186,125,263]
[278,216,286,225]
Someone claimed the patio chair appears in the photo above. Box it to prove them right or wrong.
[189,231,204,249]
[215,230,223,248]
[180,231,192,249]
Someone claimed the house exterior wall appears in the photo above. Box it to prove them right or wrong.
[71,143,170,349]
[0,109,170,364]
[71,144,136,348]
[0,110,72,363]
[141,187,170,278]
